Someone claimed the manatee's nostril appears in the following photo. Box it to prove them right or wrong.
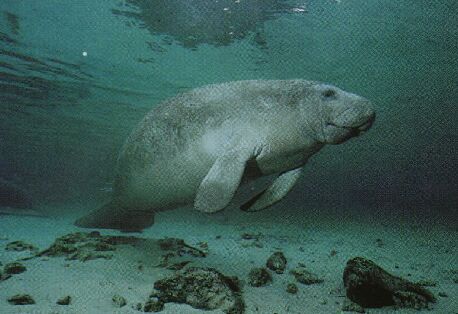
[322,89,336,98]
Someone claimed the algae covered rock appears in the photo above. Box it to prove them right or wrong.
[248,267,272,287]
[153,267,244,313]
[290,264,323,285]
[8,294,35,305]
[4,261,26,274]
[112,294,127,308]
[36,232,121,262]
[286,283,298,294]
[343,257,436,309]
[5,240,38,252]
[266,251,287,274]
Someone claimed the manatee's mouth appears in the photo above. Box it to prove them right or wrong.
[327,111,375,136]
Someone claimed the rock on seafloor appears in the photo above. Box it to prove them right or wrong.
[112,294,127,308]
[266,251,287,274]
[248,267,272,287]
[152,267,244,313]
[3,262,26,274]
[56,295,71,305]
[290,264,323,285]
[343,257,436,309]
[8,294,35,305]
[286,283,298,294]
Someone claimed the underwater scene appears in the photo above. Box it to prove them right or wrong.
[0,0,457,313]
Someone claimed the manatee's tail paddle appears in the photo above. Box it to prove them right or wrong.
[74,201,154,232]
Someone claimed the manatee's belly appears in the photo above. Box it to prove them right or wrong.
[117,142,214,211]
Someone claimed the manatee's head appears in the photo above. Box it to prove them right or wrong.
[300,82,375,144]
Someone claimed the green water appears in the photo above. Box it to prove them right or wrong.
[0,0,456,219]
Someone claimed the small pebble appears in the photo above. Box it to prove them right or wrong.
[286,283,298,294]
[266,251,287,274]
[112,294,127,307]
[57,295,71,305]
[132,303,143,311]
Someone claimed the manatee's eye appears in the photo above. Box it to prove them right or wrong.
[322,89,336,98]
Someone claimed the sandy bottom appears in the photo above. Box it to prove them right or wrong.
[0,203,456,314]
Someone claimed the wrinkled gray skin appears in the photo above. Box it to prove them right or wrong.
[75,80,375,231]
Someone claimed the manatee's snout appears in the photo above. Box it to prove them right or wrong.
[321,93,375,144]
[356,109,375,133]
[330,98,375,133]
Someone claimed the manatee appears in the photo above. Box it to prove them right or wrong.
[75,80,375,231]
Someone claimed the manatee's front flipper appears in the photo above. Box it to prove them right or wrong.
[195,146,255,213]
[241,167,302,212]
[74,201,154,232]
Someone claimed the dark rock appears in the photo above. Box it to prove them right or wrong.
[8,294,35,305]
[343,257,436,309]
[153,267,244,313]
[290,265,323,285]
[342,298,365,313]
[57,295,71,305]
[4,262,26,274]
[143,299,164,312]
[286,283,298,294]
[112,294,127,307]
[248,267,272,287]
[266,252,287,274]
